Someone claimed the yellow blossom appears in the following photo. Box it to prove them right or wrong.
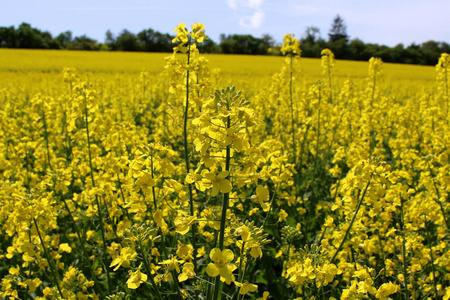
[235,280,258,295]
[204,170,232,196]
[178,262,196,282]
[375,282,399,300]
[127,266,148,289]
[278,209,288,222]
[110,247,137,271]
[159,256,184,273]
[206,248,237,284]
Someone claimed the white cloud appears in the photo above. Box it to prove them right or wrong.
[227,0,263,9]
[247,0,263,9]
[227,0,265,29]
[239,10,265,28]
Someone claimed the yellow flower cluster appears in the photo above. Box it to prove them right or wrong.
[0,24,449,300]
[281,33,301,56]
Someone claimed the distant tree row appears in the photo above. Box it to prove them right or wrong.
[297,15,450,65]
[1,21,449,65]
[0,23,98,50]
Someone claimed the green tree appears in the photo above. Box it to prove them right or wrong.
[68,35,99,51]
[197,36,217,53]
[0,26,17,48]
[137,28,173,52]
[301,26,326,58]
[328,15,348,43]
[105,29,117,50]
[56,31,73,49]
[262,33,276,48]
[404,43,422,64]
[220,34,269,55]
[42,31,60,49]
[304,26,320,44]
[348,38,368,60]
[16,23,44,48]
[116,29,139,51]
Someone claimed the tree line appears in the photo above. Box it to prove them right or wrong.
[1,20,449,66]
[298,15,450,65]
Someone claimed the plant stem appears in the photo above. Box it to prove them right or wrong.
[139,242,164,300]
[33,218,63,298]
[315,85,321,164]
[41,102,51,171]
[262,183,280,229]
[424,217,439,298]
[399,197,410,300]
[84,102,95,188]
[150,151,168,259]
[183,37,198,268]
[289,55,297,168]
[445,63,449,115]
[330,178,371,264]
[61,197,105,298]
[327,60,333,103]
[84,98,112,294]
[218,123,231,250]
[371,70,376,108]
[428,164,449,229]
[213,111,232,300]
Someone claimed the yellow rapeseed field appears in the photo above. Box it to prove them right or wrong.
[0,24,449,300]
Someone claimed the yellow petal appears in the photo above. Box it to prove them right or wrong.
[210,248,222,261]
[211,185,220,197]
[219,179,232,193]
[218,171,229,179]
[206,263,220,277]
[178,273,188,282]
[59,243,72,253]
[222,249,234,262]
[256,185,269,201]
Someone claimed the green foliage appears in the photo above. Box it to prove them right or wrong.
[67,35,99,51]
[219,34,269,55]
[0,22,449,64]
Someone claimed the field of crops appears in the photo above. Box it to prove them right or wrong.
[1,24,449,300]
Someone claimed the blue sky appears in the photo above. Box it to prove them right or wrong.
[2,0,449,47]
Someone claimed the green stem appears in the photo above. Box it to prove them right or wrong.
[399,197,410,300]
[139,242,164,300]
[376,230,386,279]
[33,218,63,298]
[289,55,297,167]
[183,37,198,268]
[170,269,183,299]
[237,242,246,283]
[262,183,280,229]
[61,197,105,298]
[445,64,448,115]
[150,152,168,259]
[116,173,131,219]
[84,102,95,188]
[328,61,333,103]
[298,124,311,200]
[330,178,371,264]
[424,217,438,298]
[315,85,321,162]
[84,98,112,294]
[42,103,51,171]
[218,118,231,250]
[213,114,231,300]
[317,227,327,245]
[428,165,449,229]
[371,72,376,108]
[61,98,73,163]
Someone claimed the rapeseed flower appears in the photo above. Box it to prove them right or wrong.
[127,265,147,289]
[206,248,237,284]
